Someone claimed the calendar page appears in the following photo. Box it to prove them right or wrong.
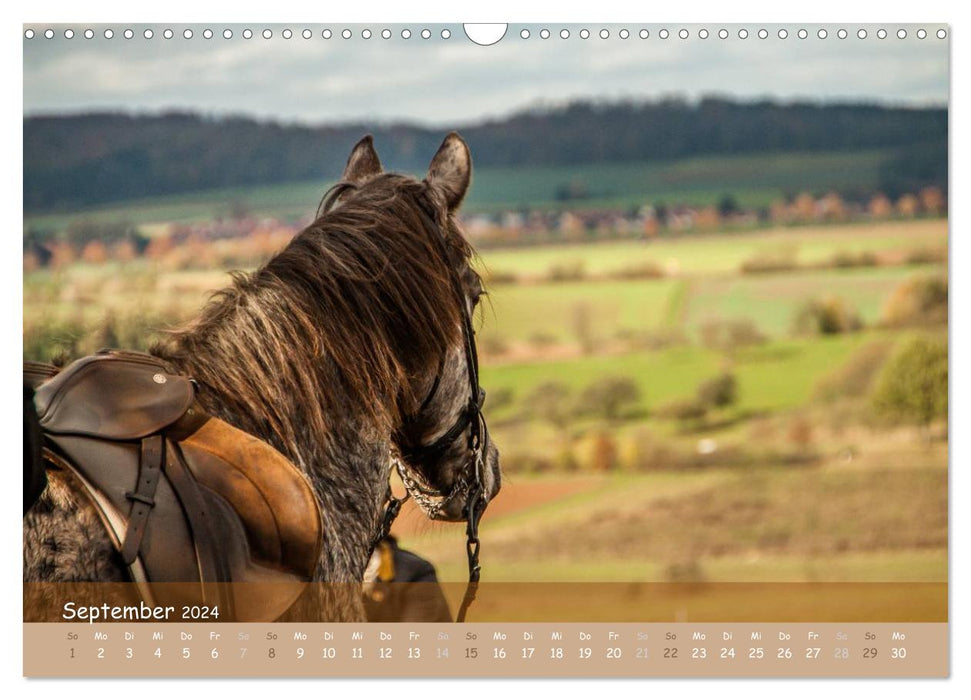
[22,21,949,679]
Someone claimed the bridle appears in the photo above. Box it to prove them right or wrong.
[372,198,490,623]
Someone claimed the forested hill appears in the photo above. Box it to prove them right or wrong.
[24,97,947,212]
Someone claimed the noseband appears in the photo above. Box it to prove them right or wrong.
[373,200,489,622]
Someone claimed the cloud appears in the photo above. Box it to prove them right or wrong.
[23,24,949,125]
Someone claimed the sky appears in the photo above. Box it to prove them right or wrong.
[23,23,950,127]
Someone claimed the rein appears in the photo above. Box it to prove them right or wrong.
[372,200,489,623]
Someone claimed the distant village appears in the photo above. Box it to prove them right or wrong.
[24,186,947,272]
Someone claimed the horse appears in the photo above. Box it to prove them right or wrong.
[23,132,502,621]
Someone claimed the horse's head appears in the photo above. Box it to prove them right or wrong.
[336,133,501,524]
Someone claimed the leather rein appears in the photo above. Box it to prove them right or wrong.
[373,201,489,623]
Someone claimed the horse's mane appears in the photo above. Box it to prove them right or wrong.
[155,174,474,454]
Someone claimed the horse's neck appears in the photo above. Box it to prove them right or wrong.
[159,350,390,584]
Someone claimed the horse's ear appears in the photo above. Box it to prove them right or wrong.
[342,135,383,184]
[426,132,472,211]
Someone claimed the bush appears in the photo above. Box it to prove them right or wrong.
[655,398,708,423]
[905,247,948,265]
[880,275,948,327]
[829,250,879,268]
[699,319,766,352]
[609,261,665,280]
[871,335,948,426]
[482,268,519,285]
[576,376,641,421]
[793,297,863,335]
[547,261,586,282]
[523,381,572,427]
[814,340,894,402]
[739,246,799,274]
[479,334,510,356]
[697,373,738,409]
[485,386,515,413]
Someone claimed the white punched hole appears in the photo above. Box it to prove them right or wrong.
[937,29,947,39]
[579,28,590,39]
[758,28,768,39]
[679,29,689,39]
[86,28,95,39]
[718,28,728,39]
[917,29,927,39]
[441,28,451,39]
[521,29,530,39]
[362,29,372,39]
[897,29,907,39]
[262,29,272,39]
[837,28,847,39]
[639,29,649,39]
[323,29,333,39]
[738,29,748,39]
[600,29,609,39]
[778,28,788,39]
[302,29,312,39]
[282,28,293,39]
[798,28,808,39]
[877,28,887,39]
[44,28,54,39]
[421,28,431,39]
[401,28,410,39]
[24,28,34,39]
[163,29,174,39]
[64,29,75,39]
[560,29,570,39]
[464,23,507,46]
[382,29,391,39]
[817,29,827,39]
[619,28,630,39]
[658,29,668,39]
[858,29,867,39]
[342,29,352,39]
[124,28,134,39]
[143,29,153,39]
[699,28,709,39]
[202,28,213,39]
[223,29,232,39]
[105,28,114,39]
[540,28,550,40]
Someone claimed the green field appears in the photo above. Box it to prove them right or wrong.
[24,148,895,232]
[479,219,946,277]
[481,333,879,419]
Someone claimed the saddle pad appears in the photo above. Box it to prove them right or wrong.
[35,353,194,440]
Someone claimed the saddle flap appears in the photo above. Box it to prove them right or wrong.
[179,418,322,580]
[34,353,194,440]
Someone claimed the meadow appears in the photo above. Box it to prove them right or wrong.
[22,217,949,587]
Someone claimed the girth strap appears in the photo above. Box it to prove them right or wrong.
[120,435,164,565]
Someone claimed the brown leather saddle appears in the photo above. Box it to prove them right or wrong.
[25,350,322,621]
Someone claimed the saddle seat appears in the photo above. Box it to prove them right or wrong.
[27,350,322,622]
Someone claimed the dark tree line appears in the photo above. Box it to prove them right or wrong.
[24,96,946,212]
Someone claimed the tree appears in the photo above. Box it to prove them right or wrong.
[577,376,641,421]
[697,373,738,409]
[871,336,947,427]
[523,381,572,427]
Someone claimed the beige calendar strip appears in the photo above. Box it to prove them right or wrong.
[24,622,947,677]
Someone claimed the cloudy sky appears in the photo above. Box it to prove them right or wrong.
[23,23,949,126]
